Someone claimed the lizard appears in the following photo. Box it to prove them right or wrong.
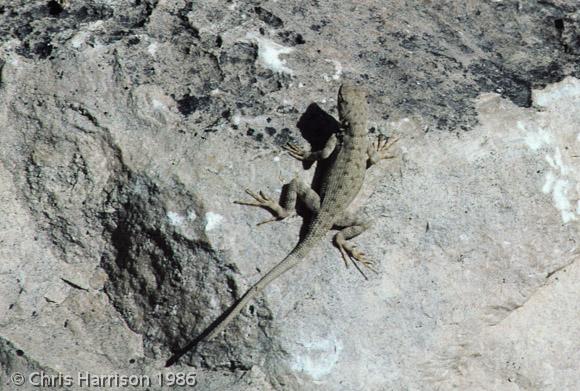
[166,83,397,366]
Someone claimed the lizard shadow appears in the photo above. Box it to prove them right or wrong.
[165,305,237,367]
[294,103,340,239]
[296,103,339,159]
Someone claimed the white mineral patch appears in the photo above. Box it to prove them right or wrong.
[552,179,576,223]
[246,32,294,74]
[520,122,552,151]
[152,98,167,112]
[147,42,158,56]
[71,32,90,48]
[167,211,184,226]
[533,76,580,108]
[517,77,580,223]
[205,212,224,231]
[542,171,556,194]
[290,338,342,380]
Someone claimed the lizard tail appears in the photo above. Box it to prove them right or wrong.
[165,220,331,367]
[205,240,311,341]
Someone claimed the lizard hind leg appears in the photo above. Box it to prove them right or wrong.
[234,177,320,225]
[332,213,376,278]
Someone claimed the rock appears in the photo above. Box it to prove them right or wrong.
[0,0,578,389]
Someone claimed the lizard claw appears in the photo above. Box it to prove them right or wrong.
[234,189,273,207]
[283,143,308,161]
[335,240,378,279]
[372,134,399,160]
[234,189,290,223]
[256,217,281,226]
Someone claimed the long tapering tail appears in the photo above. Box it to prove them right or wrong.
[166,220,330,367]
[205,248,303,341]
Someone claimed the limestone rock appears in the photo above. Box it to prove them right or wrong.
[0,1,578,390]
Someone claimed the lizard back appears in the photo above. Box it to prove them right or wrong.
[316,83,370,224]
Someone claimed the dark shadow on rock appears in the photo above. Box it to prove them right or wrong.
[296,103,340,190]
[294,103,341,239]
[296,103,339,163]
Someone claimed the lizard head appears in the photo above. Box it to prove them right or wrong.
[337,83,368,135]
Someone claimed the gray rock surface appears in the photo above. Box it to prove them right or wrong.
[0,0,579,390]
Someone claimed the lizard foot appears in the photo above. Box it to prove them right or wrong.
[372,134,399,160]
[234,189,290,225]
[335,239,377,278]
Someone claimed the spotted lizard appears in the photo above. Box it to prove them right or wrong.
[166,83,397,366]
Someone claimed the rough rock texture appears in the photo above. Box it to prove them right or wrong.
[0,0,579,390]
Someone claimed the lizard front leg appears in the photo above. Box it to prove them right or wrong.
[366,134,399,168]
[235,177,320,225]
[235,133,336,223]
[284,133,338,162]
